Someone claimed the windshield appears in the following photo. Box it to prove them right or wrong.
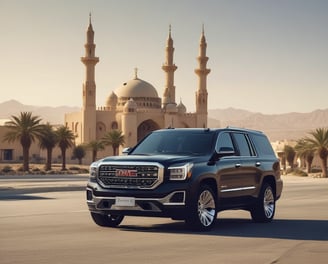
[131,130,215,155]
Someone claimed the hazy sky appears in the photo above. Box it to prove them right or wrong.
[1,0,327,114]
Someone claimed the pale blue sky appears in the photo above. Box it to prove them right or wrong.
[0,0,327,114]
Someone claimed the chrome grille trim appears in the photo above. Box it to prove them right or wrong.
[96,161,164,189]
[88,190,186,211]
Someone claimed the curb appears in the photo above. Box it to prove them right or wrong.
[0,184,86,196]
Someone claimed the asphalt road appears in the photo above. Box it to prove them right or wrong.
[0,176,327,264]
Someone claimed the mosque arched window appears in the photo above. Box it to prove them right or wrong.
[111,121,118,130]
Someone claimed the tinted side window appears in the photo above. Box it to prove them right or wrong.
[216,132,234,152]
[251,134,275,157]
[233,133,252,156]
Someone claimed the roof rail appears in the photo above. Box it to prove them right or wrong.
[225,126,263,133]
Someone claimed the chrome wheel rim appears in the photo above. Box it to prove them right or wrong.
[264,187,275,219]
[198,190,216,227]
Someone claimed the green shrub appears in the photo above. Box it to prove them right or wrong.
[1,166,13,173]
[291,168,308,177]
[69,166,80,171]
[311,168,322,173]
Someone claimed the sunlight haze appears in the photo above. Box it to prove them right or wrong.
[0,0,327,114]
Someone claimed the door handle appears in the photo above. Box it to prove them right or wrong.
[235,163,241,168]
[255,162,261,167]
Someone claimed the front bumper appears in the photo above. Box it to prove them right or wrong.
[86,181,190,220]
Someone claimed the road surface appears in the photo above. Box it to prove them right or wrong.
[0,176,327,264]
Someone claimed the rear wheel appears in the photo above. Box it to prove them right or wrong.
[186,185,217,231]
[251,183,275,223]
[90,212,124,227]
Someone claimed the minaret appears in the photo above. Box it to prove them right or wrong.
[195,25,210,127]
[162,25,178,107]
[81,14,99,142]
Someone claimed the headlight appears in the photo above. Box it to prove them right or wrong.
[89,166,97,180]
[168,163,193,180]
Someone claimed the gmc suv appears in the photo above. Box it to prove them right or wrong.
[86,128,283,231]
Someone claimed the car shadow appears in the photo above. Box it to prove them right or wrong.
[119,218,328,241]
[0,193,54,200]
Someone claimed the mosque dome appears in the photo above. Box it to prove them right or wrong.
[177,101,186,114]
[123,98,137,113]
[115,78,158,98]
[165,103,178,113]
[115,70,162,110]
[106,91,118,108]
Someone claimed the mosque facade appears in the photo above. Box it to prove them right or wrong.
[65,17,210,157]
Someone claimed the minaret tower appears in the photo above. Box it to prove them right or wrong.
[81,14,99,142]
[195,25,210,127]
[162,25,178,108]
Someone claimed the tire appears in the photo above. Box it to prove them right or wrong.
[90,212,124,227]
[251,183,275,223]
[186,185,217,231]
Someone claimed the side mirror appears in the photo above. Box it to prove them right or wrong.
[122,147,132,155]
[217,147,235,156]
[208,147,235,165]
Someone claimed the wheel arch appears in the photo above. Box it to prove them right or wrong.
[199,177,218,200]
[262,175,277,197]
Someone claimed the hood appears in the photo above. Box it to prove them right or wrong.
[98,154,210,167]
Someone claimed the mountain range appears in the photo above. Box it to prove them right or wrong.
[0,100,80,125]
[208,108,328,141]
[1,100,327,141]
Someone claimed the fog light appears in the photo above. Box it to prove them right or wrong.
[86,190,93,201]
[169,191,185,203]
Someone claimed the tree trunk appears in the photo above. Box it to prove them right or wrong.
[46,148,52,171]
[306,156,314,174]
[61,148,66,170]
[281,156,286,171]
[92,150,97,162]
[320,157,327,178]
[306,161,312,174]
[22,146,29,172]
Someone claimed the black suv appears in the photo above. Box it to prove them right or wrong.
[86,128,283,231]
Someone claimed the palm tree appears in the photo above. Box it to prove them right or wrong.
[304,128,328,178]
[284,145,296,169]
[294,138,315,173]
[3,112,44,171]
[39,123,57,171]
[86,140,105,162]
[73,145,86,165]
[102,130,125,156]
[56,126,75,170]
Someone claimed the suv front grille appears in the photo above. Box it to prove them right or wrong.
[97,162,164,189]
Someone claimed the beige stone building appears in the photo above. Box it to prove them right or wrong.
[0,120,63,165]
[0,17,210,165]
[65,18,210,161]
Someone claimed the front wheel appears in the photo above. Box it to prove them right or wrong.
[185,185,217,231]
[90,212,124,227]
[251,183,275,223]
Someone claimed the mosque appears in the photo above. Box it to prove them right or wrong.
[65,16,211,156]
